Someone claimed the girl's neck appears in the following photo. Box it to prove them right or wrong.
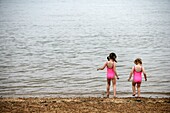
[136,64,142,66]
[110,59,114,62]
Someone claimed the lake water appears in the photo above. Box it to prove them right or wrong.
[0,0,170,98]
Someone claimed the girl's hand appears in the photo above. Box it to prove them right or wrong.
[145,78,147,81]
[97,68,101,71]
[128,78,130,81]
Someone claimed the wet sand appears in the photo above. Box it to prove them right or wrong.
[0,97,170,113]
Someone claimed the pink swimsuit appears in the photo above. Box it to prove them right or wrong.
[133,66,142,83]
[106,63,115,79]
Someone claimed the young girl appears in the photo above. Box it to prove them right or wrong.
[128,58,147,97]
[97,53,119,98]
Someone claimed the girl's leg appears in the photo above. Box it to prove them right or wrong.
[137,82,141,97]
[107,79,111,97]
[132,81,136,96]
[112,77,116,97]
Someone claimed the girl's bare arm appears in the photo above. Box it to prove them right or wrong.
[113,62,119,79]
[142,67,147,81]
[128,67,134,81]
[97,62,107,71]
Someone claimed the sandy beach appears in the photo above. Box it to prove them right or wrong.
[0,97,169,113]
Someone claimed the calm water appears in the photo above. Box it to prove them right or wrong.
[0,0,170,98]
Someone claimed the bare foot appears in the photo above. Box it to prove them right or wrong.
[132,94,136,96]
[113,96,117,98]
[103,95,109,98]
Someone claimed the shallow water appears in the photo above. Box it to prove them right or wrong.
[0,0,170,98]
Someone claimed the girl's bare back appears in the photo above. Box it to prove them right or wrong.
[135,65,142,72]
[107,61,114,68]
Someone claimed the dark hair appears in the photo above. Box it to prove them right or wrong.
[107,56,110,61]
[134,58,142,65]
[109,52,117,62]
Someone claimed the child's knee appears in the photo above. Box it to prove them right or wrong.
[137,83,141,88]
[107,84,110,87]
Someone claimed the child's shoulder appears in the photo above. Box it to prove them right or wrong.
[107,61,113,63]
[105,61,109,64]
[107,61,115,65]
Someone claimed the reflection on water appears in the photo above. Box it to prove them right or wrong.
[0,0,170,97]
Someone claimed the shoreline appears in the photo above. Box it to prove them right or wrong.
[1,97,170,113]
[1,92,170,98]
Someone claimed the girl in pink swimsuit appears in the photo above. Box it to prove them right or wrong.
[128,58,147,97]
[97,53,119,98]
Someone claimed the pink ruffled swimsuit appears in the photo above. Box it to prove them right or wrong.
[133,66,142,83]
[106,63,115,79]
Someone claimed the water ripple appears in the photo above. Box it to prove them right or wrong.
[0,0,170,97]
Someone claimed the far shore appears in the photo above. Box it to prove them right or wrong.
[0,97,170,113]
